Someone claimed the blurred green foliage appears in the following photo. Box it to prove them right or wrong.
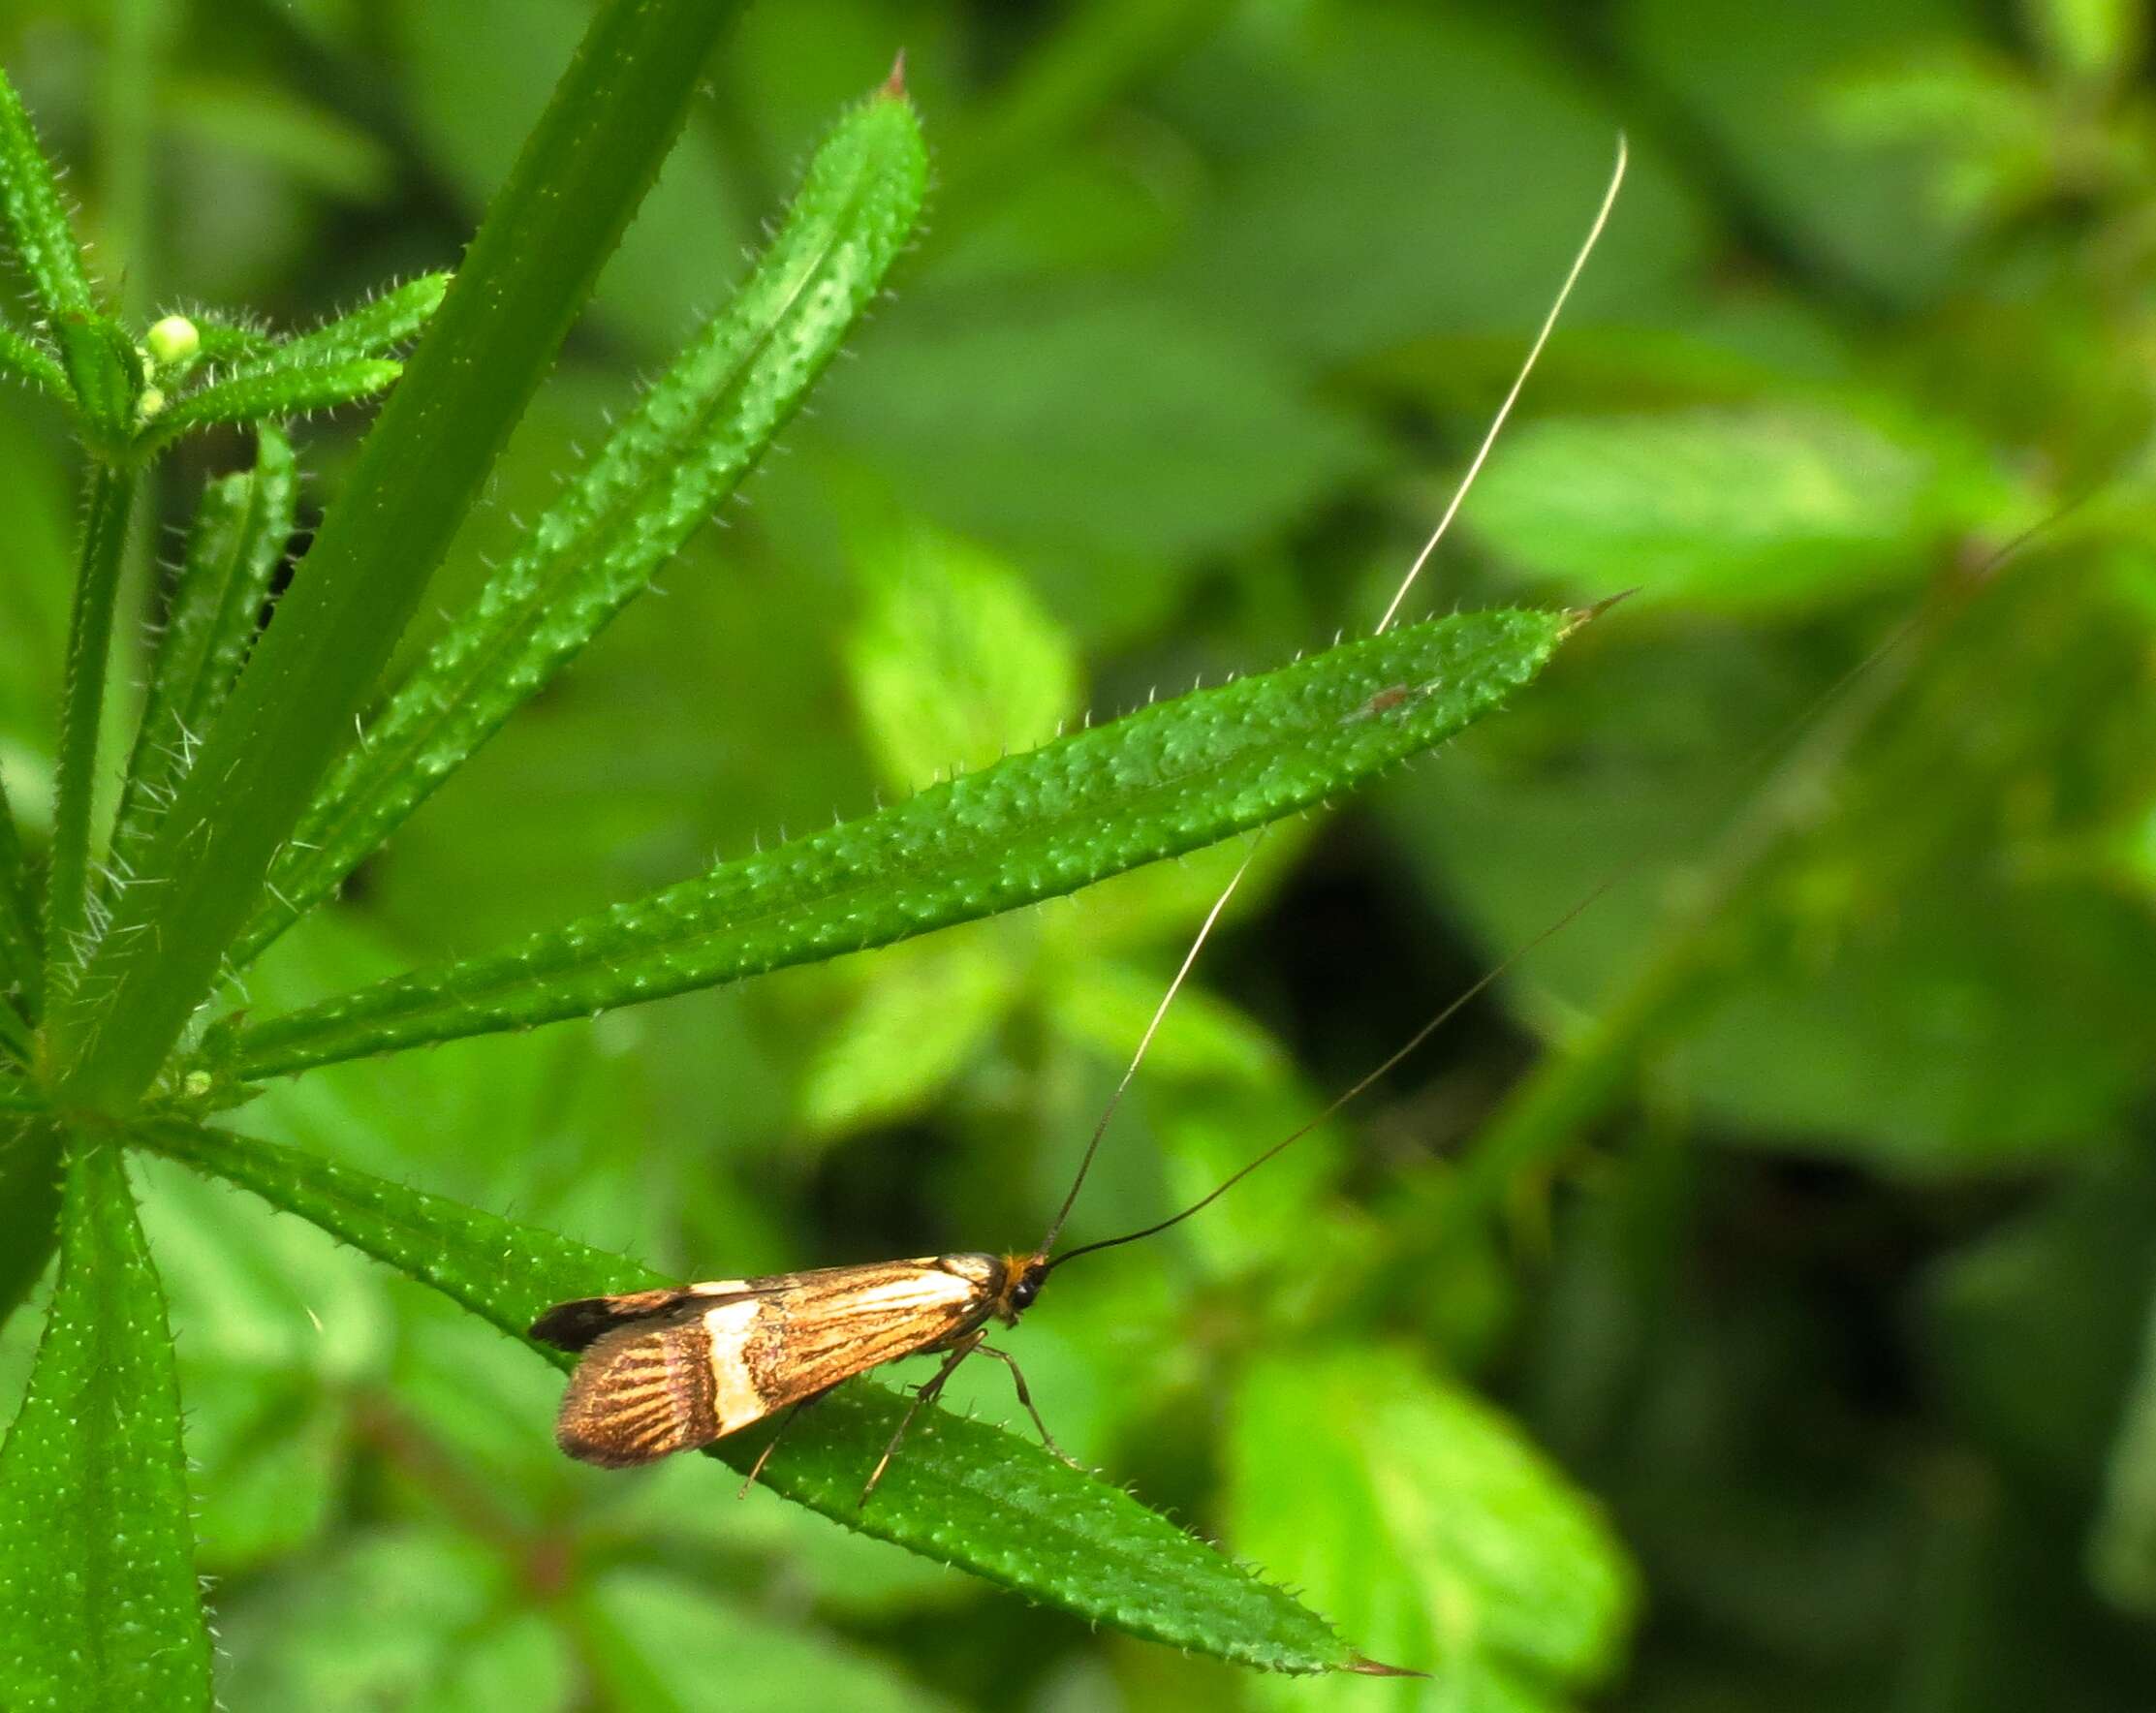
[3,0,2155,1708]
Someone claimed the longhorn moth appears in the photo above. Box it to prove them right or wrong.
[531,140,1631,1505]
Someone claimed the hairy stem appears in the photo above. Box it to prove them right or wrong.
[41,465,134,1017]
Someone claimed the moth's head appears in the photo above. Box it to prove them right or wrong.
[1000,1252,1050,1321]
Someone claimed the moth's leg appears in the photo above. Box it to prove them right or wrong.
[736,1387,833,1501]
[859,1333,981,1506]
[975,1342,1081,1469]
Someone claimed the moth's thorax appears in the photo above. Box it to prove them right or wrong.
[986,1251,1048,1324]
[933,1252,1007,1295]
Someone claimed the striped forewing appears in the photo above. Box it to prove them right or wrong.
[536,1259,1002,1467]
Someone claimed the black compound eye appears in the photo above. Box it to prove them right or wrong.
[1011,1272,1042,1311]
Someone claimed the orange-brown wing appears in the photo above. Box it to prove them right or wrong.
[552,1307,720,1467]
[740,1263,996,1413]
[550,1262,992,1467]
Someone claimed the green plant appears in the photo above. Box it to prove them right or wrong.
[0,6,1611,1704]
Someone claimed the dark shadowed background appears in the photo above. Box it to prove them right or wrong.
[3,0,2155,1707]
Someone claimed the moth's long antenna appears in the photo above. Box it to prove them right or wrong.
[1375,133,1628,636]
[1047,882,1610,1272]
[1040,140,1626,1261]
[1036,842,1259,1257]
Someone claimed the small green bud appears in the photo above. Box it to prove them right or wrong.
[145,314,201,367]
[136,385,166,421]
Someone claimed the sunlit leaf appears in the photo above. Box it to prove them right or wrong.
[235,84,928,965]
[133,356,402,457]
[136,1118,1369,1671]
[582,1567,958,1712]
[229,607,1583,1075]
[1231,1346,1636,1710]
[1469,405,2015,610]
[846,514,1082,792]
[0,1137,211,1711]
[798,941,1016,1137]
[0,67,96,320]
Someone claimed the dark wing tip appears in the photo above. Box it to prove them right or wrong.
[530,1288,693,1352]
[529,1296,620,1351]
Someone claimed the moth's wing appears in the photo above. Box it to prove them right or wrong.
[551,1263,994,1467]
[742,1263,995,1412]
[529,1280,761,1352]
[553,1305,725,1467]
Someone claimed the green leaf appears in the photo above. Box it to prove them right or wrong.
[0,317,69,399]
[1820,47,2062,231]
[228,607,1579,1075]
[107,427,298,900]
[133,357,403,457]
[844,515,1081,793]
[48,0,754,1108]
[2092,1279,2156,1614]
[234,85,926,965]
[1410,546,2156,1194]
[1230,1346,1636,1709]
[0,67,97,319]
[1045,955,1284,1087]
[1923,1164,2156,1490]
[160,73,398,204]
[1468,405,2015,610]
[0,1121,62,1327]
[215,1526,558,1712]
[0,769,40,1021]
[128,276,452,459]
[825,290,1380,637]
[180,314,276,367]
[130,1154,392,1573]
[2025,0,2145,82]
[261,271,451,368]
[0,1136,211,1711]
[134,1118,1366,1672]
[1152,6,1703,364]
[798,942,1016,1137]
[1621,0,1970,302]
[581,1567,958,1712]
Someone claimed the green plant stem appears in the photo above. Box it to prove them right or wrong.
[41,464,134,1012]
[47,0,749,1109]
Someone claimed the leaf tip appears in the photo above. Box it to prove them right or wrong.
[1564,585,1640,635]
[1344,1653,1427,1678]
[882,49,909,99]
